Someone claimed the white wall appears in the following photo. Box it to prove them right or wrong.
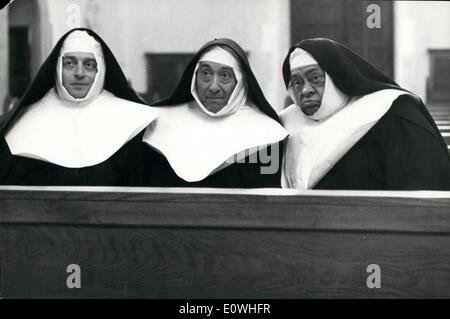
[123,0,290,109]
[5,1,450,112]
[40,0,291,110]
[395,1,450,101]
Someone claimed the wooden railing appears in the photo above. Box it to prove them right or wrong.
[1,186,450,298]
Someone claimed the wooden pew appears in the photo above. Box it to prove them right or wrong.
[429,106,450,151]
[1,186,450,298]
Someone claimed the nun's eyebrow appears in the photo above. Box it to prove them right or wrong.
[304,67,324,76]
[62,55,76,61]
[198,63,213,70]
[83,58,97,64]
[219,66,234,73]
[291,65,323,77]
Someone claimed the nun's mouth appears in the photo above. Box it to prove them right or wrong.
[71,83,89,87]
[301,100,321,115]
[206,96,225,101]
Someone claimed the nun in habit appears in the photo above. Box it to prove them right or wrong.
[142,38,288,188]
[0,28,159,186]
[280,38,450,190]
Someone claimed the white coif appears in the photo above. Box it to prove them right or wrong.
[191,46,247,117]
[6,89,159,168]
[55,30,106,104]
[143,101,288,182]
[280,89,407,189]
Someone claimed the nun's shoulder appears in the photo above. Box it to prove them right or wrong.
[0,129,11,159]
[0,113,7,125]
[278,104,296,120]
[0,110,13,137]
[387,93,440,136]
[278,104,305,130]
[368,93,448,154]
[101,91,154,109]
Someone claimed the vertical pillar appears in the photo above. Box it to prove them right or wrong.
[261,0,290,111]
[0,6,9,115]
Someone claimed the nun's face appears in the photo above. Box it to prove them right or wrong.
[196,61,237,113]
[290,64,325,116]
[62,52,98,98]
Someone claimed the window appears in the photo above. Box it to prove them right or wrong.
[143,53,195,104]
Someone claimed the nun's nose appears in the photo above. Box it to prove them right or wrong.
[74,64,86,79]
[302,81,314,97]
[208,76,221,93]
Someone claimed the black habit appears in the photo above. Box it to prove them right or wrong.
[0,28,153,186]
[144,38,284,188]
[282,38,450,190]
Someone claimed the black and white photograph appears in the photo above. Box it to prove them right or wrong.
[0,0,450,303]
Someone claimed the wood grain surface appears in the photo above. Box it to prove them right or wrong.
[1,187,450,298]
